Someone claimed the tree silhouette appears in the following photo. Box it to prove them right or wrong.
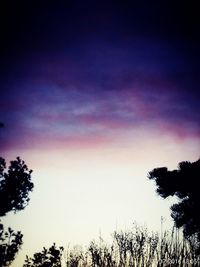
[0,157,34,216]
[148,158,200,248]
[0,156,34,266]
[0,224,23,267]
[23,243,64,267]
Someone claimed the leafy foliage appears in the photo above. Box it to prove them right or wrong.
[148,159,200,245]
[0,157,34,216]
[0,156,34,266]
[23,243,64,267]
[0,223,23,267]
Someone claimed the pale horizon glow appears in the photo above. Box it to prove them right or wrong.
[2,130,200,266]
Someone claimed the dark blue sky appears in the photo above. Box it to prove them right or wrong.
[0,1,200,151]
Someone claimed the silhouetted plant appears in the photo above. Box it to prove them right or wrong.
[148,159,200,249]
[88,240,115,267]
[23,224,200,267]
[23,243,64,267]
[65,246,84,267]
[0,223,23,267]
[0,156,34,266]
[0,157,34,216]
[113,225,159,267]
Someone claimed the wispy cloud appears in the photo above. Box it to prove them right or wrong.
[1,39,199,152]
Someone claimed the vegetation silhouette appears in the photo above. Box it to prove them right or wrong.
[0,157,34,216]
[0,156,34,267]
[0,224,23,267]
[23,224,200,267]
[148,158,200,252]
[23,243,64,267]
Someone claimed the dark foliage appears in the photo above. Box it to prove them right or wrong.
[148,159,200,246]
[23,243,64,267]
[0,223,23,267]
[23,225,200,267]
[0,157,34,216]
[0,156,34,266]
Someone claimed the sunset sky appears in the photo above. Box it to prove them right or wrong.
[0,1,200,266]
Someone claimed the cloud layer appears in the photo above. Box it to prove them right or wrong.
[0,2,200,152]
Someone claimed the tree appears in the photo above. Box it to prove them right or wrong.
[148,159,200,247]
[23,243,64,267]
[0,157,34,216]
[0,156,34,266]
[0,224,23,267]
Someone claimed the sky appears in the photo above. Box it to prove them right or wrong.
[0,1,200,266]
